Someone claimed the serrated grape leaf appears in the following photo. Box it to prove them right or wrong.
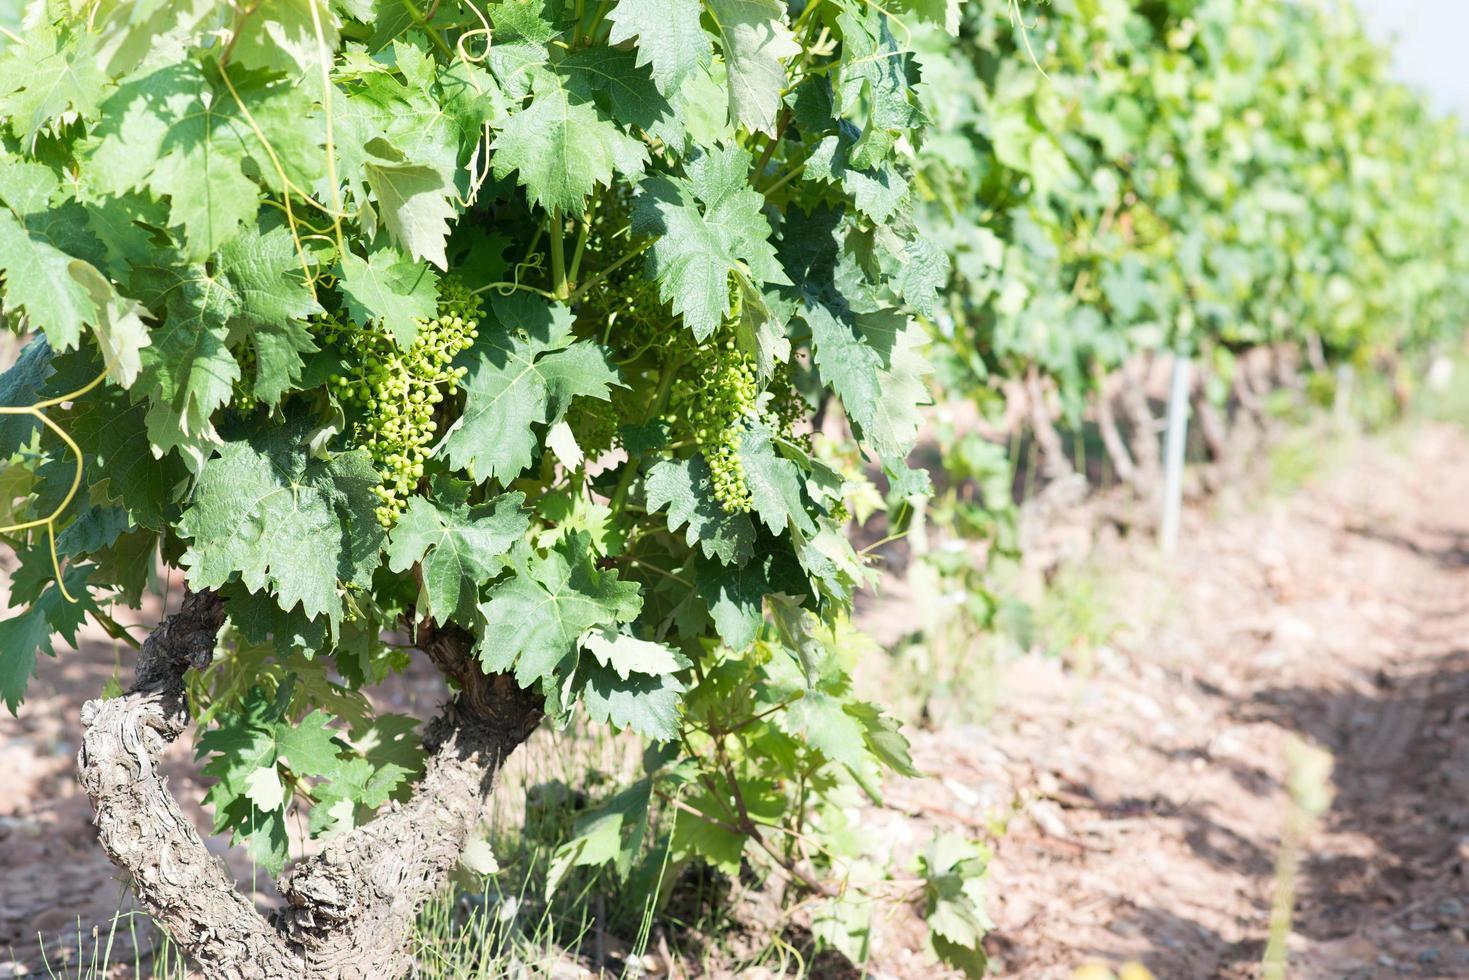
[802,135,909,223]
[644,454,755,565]
[197,683,350,871]
[0,211,102,353]
[63,387,189,530]
[0,337,52,456]
[920,833,993,975]
[0,25,107,141]
[833,7,923,170]
[217,220,322,404]
[705,0,799,136]
[56,505,130,558]
[779,688,878,790]
[243,765,286,810]
[438,294,618,485]
[606,0,711,95]
[546,777,651,897]
[892,234,949,319]
[778,205,931,459]
[227,0,342,77]
[386,489,528,625]
[178,422,386,628]
[577,660,686,740]
[486,0,558,100]
[86,62,293,258]
[693,547,805,650]
[738,426,816,536]
[129,263,242,469]
[0,564,95,713]
[337,246,438,348]
[67,261,151,388]
[580,625,691,680]
[276,709,349,776]
[365,158,457,271]
[669,778,783,873]
[557,47,682,147]
[807,306,931,458]
[308,755,411,836]
[491,68,648,216]
[477,534,641,691]
[223,582,329,657]
[632,145,787,340]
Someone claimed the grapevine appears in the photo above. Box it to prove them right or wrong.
[0,1,1462,978]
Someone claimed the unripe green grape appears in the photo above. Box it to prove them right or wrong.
[311,280,483,527]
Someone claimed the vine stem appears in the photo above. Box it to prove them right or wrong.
[0,368,109,603]
[568,238,652,303]
[549,208,569,300]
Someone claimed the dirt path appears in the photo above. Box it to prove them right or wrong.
[858,422,1469,978]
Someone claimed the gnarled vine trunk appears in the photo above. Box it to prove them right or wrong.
[1093,366,1140,488]
[1119,353,1162,493]
[77,590,542,979]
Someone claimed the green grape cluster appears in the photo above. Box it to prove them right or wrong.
[232,344,260,413]
[767,362,808,447]
[678,338,760,514]
[321,284,481,526]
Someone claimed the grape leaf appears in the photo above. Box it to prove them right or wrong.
[605,0,712,96]
[0,564,95,713]
[491,68,648,215]
[546,777,652,897]
[217,220,322,404]
[64,387,189,530]
[705,0,799,136]
[632,145,788,340]
[0,337,52,456]
[386,489,528,625]
[197,683,350,872]
[833,7,923,170]
[477,534,641,691]
[737,426,816,536]
[580,626,691,680]
[558,47,678,138]
[486,0,558,100]
[0,211,105,353]
[644,454,755,565]
[227,0,342,77]
[178,422,386,628]
[806,307,931,458]
[86,62,292,258]
[365,159,457,271]
[337,245,439,348]
[0,25,107,141]
[66,261,151,388]
[438,294,618,485]
[129,263,242,469]
[693,546,805,650]
[577,661,686,740]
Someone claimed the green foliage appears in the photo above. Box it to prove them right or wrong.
[0,0,942,932]
[3,0,1467,971]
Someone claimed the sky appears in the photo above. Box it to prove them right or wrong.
[1354,0,1469,120]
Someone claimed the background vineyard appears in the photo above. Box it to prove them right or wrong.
[0,0,1466,976]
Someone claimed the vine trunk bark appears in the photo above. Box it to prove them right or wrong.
[77,591,542,979]
[1093,366,1140,489]
[1119,353,1161,493]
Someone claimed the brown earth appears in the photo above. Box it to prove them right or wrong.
[4,421,1469,978]
[854,421,1469,978]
